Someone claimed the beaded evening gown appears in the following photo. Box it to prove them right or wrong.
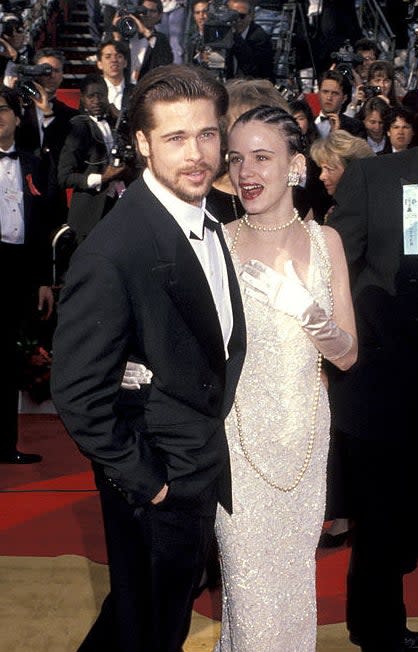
[215,220,332,652]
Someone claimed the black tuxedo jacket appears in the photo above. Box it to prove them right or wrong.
[327,147,418,439]
[127,32,173,80]
[58,114,136,242]
[15,149,55,286]
[51,176,246,512]
[16,98,78,166]
[226,22,274,82]
[16,98,78,230]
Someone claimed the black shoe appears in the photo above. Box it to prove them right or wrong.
[318,529,351,548]
[405,629,418,649]
[351,630,415,651]
[0,450,42,464]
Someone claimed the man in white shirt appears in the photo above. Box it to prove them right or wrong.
[96,38,134,114]
[0,87,54,465]
[52,64,246,652]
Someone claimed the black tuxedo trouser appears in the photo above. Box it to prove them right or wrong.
[78,477,217,652]
[0,243,29,456]
[340,432,418,650]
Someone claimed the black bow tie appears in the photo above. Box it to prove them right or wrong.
[190,215,221,240]
[319,115,329,122]
[0,151,18,159]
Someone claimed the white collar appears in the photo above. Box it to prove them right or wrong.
[143,167,218,239]
[104,77,125,92]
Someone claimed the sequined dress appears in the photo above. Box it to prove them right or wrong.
[215,220,331,652]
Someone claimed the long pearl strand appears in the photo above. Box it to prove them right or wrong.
[231,212,334,492]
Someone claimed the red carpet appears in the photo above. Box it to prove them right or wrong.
[1,415,418,625]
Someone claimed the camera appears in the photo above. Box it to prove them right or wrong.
[201,1,240,75]
[116,1,148,39]
[15,63,53,103]
[330,41,364,82]
[362,84,382,99]
[109,109,136,168]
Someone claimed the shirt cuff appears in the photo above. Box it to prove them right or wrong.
[87,173,103,190]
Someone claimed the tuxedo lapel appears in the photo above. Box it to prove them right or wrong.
[138,181,227,370]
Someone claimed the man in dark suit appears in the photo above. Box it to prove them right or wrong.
[51,64,246,652]
[16,48,77,167]
[315,69,366,139]
[0,86,54,464]
[328,149,418,652]
[58,74,134,243]
[113,0,173,83]
[226,0,275,81]
[15,48,78,231]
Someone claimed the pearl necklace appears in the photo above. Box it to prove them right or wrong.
[243,208,299,232]
[230,214,334,492]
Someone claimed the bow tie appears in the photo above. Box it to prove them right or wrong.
[319,115,329,122]
[190,215,222,240]
[0,151,18,159]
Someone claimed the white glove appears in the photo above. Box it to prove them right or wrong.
[241,259,313,319]
[121,361,153,390]
[241,259,353,361]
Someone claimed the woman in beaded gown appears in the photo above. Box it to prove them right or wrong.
[214,107,358,652]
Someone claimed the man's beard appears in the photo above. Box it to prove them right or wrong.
[147,154,220,205]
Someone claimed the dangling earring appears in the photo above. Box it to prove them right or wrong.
[287,170,300,187]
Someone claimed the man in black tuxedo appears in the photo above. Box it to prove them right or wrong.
[226,0,275,81]
[16,48,77,168]
[315,69,366,139]
[15,48,78,231]
[0,86,54,465]
[51,64,246,652]
[113,0,173,83]
[58,74,135,243]
[328,149,418,652]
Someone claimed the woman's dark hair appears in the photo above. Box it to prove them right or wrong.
[357,95,391,122]
[231,105,304,155]
[288,99,318,150]
[384,106,415,131]
[367,60,399,107]
[129,64,228,135]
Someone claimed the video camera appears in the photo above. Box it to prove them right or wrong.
[330,41,364,83]
[201,1,241,76]
[15,63,53,104]
[115,1,148,39]
[109,109,136,168]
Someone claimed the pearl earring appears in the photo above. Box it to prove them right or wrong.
[287,170,300,187]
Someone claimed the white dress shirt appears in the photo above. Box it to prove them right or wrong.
[143,167,233,357]
[315,112,332,138]
[104,78,125,111]
[87,115,114,190]
[0,144,24,244]
[129,35,156,83]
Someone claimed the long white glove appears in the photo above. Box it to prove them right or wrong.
[121,361,153,390]
[241,259,353,361]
